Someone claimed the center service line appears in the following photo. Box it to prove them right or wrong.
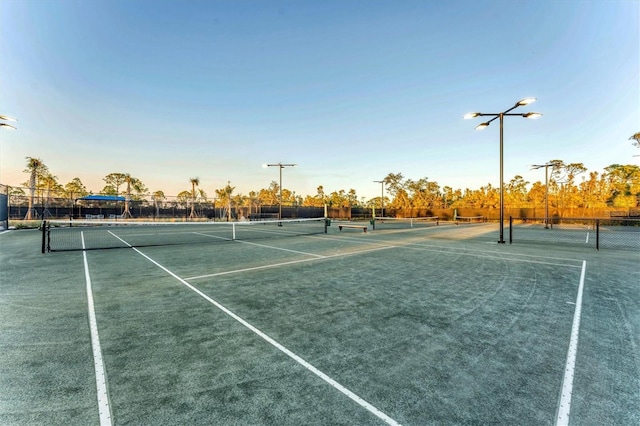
[107,231,400,426]
[82,232,113,426]
[556,260,587,426]
[184,245,396,281]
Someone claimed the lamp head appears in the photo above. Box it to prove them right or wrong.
[516,97,536,106]
[523,112,543,119]
[463,112,481,119]
[475,122,490,130]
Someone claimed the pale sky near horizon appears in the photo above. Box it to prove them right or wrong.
[1,0,638,200]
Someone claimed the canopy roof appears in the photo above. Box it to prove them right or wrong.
[78,195,126,202]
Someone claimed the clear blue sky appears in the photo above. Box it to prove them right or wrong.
[1,0,638,200]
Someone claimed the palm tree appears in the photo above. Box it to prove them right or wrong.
[122,174,147,219]
[23,157,46,220]
[631,132,640,153]
[215,181,235,221]
[189,177,200,219]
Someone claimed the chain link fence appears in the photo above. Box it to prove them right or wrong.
[509,217,640,251]
[0,184,8,230]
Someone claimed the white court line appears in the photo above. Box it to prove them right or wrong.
[556,260,587,426]
[184,245,396,281]
[233,239,326,257]
[335,231,587,264]
[82,232,113,426]
[105,231,401,425]
[585,232,589,244]
[193,231,326,258]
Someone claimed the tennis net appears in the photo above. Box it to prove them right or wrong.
[42,218,328,252]
[454,216,486,224]
[372,216,439,230]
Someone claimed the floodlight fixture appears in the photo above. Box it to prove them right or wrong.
[531,162,556,229]
[0,115,17,130]
[265,163,297,220]
[464,99,542,243]
[516,97,536,106]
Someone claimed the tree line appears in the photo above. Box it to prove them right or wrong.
[9,156,640,220]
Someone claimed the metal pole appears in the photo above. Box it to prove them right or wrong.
[41,220,47,253]
[381,182,384,218]
[279,165,283,221]
[509,216,513,244]
[499,113,505,243]
[544,164,549,229]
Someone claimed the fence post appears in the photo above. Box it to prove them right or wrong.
[596,219,600,251]
[509,216,513,244]
[41,220,47,254]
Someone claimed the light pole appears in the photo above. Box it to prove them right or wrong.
[265,163,296,220]
[531,162,555,229]
[373,180,385,218]
[464,98,542,243]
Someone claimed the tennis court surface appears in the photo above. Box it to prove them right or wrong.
[1,221,638,425]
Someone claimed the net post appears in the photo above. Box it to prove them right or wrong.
[41,220,47,254]
[371,206,376,230]
[232,222,236,240]
[596,219,599,251]
[509,216,513,244]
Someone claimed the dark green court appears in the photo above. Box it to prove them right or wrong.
[1,222,638,425]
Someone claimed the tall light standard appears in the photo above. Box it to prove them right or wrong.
[464,98,542,243]
[373,180,385,218]
[265,163,296,220]
[531,162,556,229]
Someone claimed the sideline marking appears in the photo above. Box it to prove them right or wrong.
[82,232,113,426]
[556,260,587,426]
[107,231,400,426]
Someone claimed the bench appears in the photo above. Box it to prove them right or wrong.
[85,214,104,219]
[338,224,367,233]
[609,211,628,218]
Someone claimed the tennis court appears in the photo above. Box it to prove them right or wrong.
[1,221,638,425]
